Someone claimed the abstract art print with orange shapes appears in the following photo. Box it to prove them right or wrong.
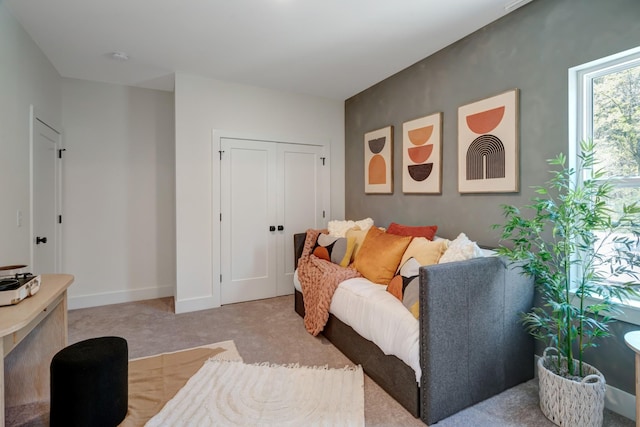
[457,89,519,193]
[364,126,393,194]
[402,112,442,194]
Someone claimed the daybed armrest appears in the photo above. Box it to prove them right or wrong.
[294,233,306,269]
[419,256,534,425]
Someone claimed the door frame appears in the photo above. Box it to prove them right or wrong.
[212,129,331,305]
[30,105,63,273]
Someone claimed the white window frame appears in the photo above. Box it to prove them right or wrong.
[569,45,640,326]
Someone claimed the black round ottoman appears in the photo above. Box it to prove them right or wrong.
[50,336,128,427]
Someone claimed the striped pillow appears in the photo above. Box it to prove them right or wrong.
[313,234,356,268]
[387,258,420,319]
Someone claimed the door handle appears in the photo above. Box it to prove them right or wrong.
[277,225,284,231]
[269,226,276,232]
[36,236,48,244]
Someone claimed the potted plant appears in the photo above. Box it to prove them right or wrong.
[493,140,640,426]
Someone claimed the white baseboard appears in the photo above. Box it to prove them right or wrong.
[68,285,174,310]
[606,384,636,421]
[534,355,635,421]
[68,285,222,314]
[174,296,220,314]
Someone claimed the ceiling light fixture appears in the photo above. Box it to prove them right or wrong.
[111,51,129,61]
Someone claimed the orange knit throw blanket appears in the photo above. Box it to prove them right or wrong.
[297,229,361,336]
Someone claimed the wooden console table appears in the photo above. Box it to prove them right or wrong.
[0,274,73,427]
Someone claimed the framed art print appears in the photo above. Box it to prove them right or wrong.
[402,112,442,194]
[457,89,519,193]
[364,126,393,194]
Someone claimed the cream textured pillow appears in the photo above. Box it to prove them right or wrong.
[438,233,484,263]
[328,218,374,237]
[398,237,448,270]
[345,227,367,261]
[354,217,374,231]
[354,227,412,285]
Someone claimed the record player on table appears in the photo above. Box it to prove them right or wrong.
[0,264,41,306]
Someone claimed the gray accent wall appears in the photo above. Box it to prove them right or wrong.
[345,0,640,397]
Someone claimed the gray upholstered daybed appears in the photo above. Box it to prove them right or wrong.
[293,232,534,425]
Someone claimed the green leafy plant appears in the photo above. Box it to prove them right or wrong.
[493,140,640,378]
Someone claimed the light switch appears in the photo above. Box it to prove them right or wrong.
[16,210,22,227]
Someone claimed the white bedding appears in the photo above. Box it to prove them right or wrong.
[294,271,421,382]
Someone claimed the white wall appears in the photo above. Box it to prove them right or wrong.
[0,4,61,267]
[61,79,175,308]
[175,73,345,313]
[0,6,344,312]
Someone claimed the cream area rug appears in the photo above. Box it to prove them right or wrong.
[145,360,365,427]
[121,340,242,427]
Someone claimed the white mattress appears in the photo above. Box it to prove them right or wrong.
[294,271,421,382]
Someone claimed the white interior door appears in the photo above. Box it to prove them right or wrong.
[276,143,324,295]
[220,138,277,304]
[220,137,327,304]
[32,118,61,274]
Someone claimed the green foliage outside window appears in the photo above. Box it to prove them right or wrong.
[592,62,640,278]
[593,65,640,178]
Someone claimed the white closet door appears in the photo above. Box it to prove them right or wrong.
[276,143,324,296]
[220,137,326,304]
[220,138,277,304]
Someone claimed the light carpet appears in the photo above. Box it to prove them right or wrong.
[145,360,365,427]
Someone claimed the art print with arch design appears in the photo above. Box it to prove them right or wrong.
[364,125,393,194]
[457,89,519,193]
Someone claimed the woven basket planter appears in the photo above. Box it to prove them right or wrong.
[538,347,606,427]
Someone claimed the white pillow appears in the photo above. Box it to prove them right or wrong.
[354,217,374,232]
[438,233,484,263]
[328,218,374,237]
[481,248,497,257]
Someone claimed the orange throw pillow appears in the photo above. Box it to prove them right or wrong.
[354,227,412,285]
[387,222,438,240]
[387,275,405,300]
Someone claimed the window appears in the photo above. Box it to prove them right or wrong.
[570,46,640,318]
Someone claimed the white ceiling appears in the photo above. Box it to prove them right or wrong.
[5,0,532,100]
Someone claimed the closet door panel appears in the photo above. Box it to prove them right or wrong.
[277,144,325,296]
[220,138,277,304]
